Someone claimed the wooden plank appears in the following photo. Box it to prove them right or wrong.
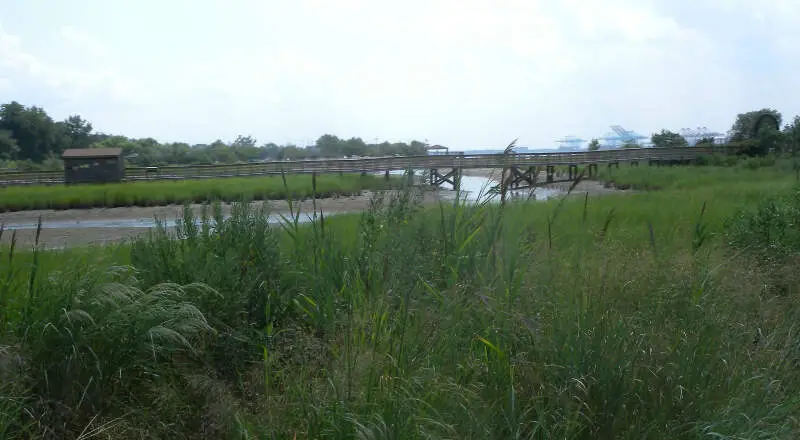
[0,146,730,185]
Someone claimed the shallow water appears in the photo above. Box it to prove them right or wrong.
[2,174,562,231]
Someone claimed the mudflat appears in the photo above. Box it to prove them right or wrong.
[0,190,449,249]
[0,179,625,249]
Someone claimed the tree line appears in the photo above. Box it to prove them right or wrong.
[0,101,429,170]
[585,108,800,153]
[3,100,800,171]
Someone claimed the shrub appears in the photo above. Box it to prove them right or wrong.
[725,184,800,263]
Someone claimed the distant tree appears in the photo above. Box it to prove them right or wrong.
[587,138,600,151]
[621,142,640,149]
[781,116,800,155]
[59,115,94,150]
[231,135,257,148]
[342,137,367,156]
[0,100,435,167]
[695,136,715,146]
[0,129,18,160]
[316,134,342,157]
[0,101,60,161]
[729,109,782,142]
[651,130,688,148]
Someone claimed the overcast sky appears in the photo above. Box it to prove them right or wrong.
[1,0,798,150]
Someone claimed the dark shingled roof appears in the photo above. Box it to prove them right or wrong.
[62,148,123,159]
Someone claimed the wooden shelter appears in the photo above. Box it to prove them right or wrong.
[62,148,125,184]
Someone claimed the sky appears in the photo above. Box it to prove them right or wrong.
[1,0,799,150]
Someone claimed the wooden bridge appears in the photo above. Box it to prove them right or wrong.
[0,145,729,188]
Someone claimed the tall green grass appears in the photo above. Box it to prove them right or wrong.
[0,173,401,211]
[1,164,799,438]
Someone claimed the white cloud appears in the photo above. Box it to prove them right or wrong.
[61,26,110,58]
[0,22,148,107]
[0,1,796,147]
[0,77,11,93]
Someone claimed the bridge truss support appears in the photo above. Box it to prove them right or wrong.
[504,166,539,189]
[429,168,462,191]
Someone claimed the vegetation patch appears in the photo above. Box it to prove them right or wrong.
[0,173,402,212]
[1,163,799,438]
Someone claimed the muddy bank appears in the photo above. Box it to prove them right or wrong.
[0,190,449,249]
[1,178,629,249]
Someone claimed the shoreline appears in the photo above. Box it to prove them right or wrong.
[1,178,628,249]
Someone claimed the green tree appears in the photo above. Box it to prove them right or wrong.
[695,136,715,146]
[621,142,640,149]
[782,116,800,155]
[729,108,782,142]
[651,130,688,148]
[587,138,600,151]
[0,129,19,160]
[59,115,94,150]
[316,134,342,157]
[231,135,257,148]
[0,101,60,161]
[342,137,367,156]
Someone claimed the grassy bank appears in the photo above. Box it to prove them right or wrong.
[1,164,799,438]
[0,173,402,212]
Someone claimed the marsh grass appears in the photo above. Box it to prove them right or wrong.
[0,173,401,211]
[0,164,799,438]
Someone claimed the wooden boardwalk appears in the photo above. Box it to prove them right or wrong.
[0,145,728,186]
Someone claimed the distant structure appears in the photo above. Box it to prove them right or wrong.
[555,136,586,151]
[678,127,725,146]
[599,126,648,148]
[62,148,125,184]
[426,144,449,155]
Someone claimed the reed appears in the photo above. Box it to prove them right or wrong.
[0,163,798,438]
[0,173,402,212]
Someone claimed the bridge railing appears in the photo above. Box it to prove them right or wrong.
[0,145,732,186]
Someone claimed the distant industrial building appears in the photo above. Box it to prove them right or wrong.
[556,136,587,151]
[678,127,726,146]
[599,126,648,148]
[556,124,726,150]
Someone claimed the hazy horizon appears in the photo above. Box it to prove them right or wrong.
[2,0,798,150]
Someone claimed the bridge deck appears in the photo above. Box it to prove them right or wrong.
[0,146,727,185]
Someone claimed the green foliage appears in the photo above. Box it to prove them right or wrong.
[587,138,600,151]
[695,136,715,145]
[2,165,800,438]
[725,109,786,156]
[729,108,782,142]
[0,101,430,168]
[783,115,800,154]
[0,173,400,211]
[725,185,800,262]
[651,129,688,148]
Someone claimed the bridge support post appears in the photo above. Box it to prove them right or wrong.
[631,161,639,167]
[404,169,415,185]
[568,164,578,180]
[384,169,390,180]
[546,165,555,183]
[429,168,462,191]
[505,166,538,189]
